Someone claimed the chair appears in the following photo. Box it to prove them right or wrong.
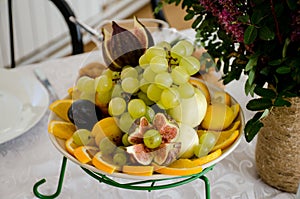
[7,0,84,68]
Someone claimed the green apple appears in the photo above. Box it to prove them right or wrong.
[168,88,207,128]
[176,123,199,158]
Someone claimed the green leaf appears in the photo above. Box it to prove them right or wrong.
[268,59,282,66]
[248,69,255,85]
[245,56,258,72]
[274,97,292,107]
[259,26,275,41]
[244,116,264,142]
[254,86,277,99]
[251,9,266,25]
[184,12,194,20]
[286,0,298,10]
[246,98,273,111]
[192,16,203,29]
[245,79,256,96]
[276,66,291,74]
[244,25,257,44]
[238,15,249,23]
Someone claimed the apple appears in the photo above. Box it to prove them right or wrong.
[168,87,207,128]
[176,123,199,158]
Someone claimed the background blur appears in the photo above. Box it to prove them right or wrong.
[0,0,192,68]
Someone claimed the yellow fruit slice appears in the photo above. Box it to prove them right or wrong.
[65,136,79,156]
[201,103,234,130]
[48,120,76,140]
[73,146,99,164]
[211,91,231,106]
[49,99,73,122]
[197,120,240,137]
[154,163,203,176]
[211,130,239,151]
[122,165,154,176]
[189,78,211,104]
[168,158,199,168]
[91,117,122,146]
[92,152,117,174]
[192,149,222,166]
[231,104,240,122]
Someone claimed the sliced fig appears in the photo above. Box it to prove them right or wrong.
[153,142,181,165]
[133,16,154,51]
[128,117,153,144]
[153,113,179,143]
[126,144,154,165]
[102,28,122,71]
[110,21,144,68]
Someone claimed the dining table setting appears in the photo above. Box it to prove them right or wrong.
[0,24,298,199]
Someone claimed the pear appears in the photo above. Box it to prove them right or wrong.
[176,124,199,158]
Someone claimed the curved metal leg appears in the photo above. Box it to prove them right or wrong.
[200,175,211,199]
[33,156,68,199]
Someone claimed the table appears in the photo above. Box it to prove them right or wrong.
[0,29,297,199]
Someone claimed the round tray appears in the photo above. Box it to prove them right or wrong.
[48,83,245,181]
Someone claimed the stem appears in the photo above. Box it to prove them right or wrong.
[270,0,283,44]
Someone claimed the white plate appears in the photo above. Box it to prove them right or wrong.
[0,68,49,144]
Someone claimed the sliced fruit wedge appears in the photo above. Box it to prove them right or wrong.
[122,165,154,176]
[192,149,222,166]
[73,146,99,164]
[153,161,203,176]
[49,99,73,122]
[211,130,239,151]
[92,152,118,174]
[65,136,79,156]
[48,120,76,140]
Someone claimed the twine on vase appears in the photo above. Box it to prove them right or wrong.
[255,97,300,193]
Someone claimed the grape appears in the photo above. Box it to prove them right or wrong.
[139,54,149,69]
[119,112,134,133]
[145,46,166,61]
[199,132,217,149]
[72,129,92,146]
[156,41,171,51]
[101,69,113,79]
[76,76,95,93]
[96,90,112,104]
[150,56,168,73]
[194,144,210,158]
[139,78,150,93]
[147,83,163,102]
[177,82,195,98]
[171,66,190,85]
[121,67,138,80]
[99,137,116,155]
[113,151,127,166]
[121,77,139,94]
[95,75,113,93]
[137,91,154,106]
[128,99,146,119]
[122,133,131,146]
[108,97,126,116]
[171,42,186,56]
[160,87,180,109]
[145,106,155,122]
[143,67,157,82]
[79,91,95,102]
[179,56,201,75]
[154,72,173,88]
[111,84,123,98]
[177,40,194,56]
[143,129,162,149]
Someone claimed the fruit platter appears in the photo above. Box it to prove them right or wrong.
[47,17,245,181]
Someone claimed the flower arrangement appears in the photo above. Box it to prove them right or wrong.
[156,0,300,142]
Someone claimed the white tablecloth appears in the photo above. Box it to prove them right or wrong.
[0,29,297,199]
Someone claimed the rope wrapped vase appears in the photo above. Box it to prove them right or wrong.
[255,97,300,193]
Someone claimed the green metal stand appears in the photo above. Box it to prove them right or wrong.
[33,156,214,199]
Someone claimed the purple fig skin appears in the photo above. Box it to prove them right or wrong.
[109,21,144,70]
[133,16,154,51]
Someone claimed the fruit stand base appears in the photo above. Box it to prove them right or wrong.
[33,156,214,199]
